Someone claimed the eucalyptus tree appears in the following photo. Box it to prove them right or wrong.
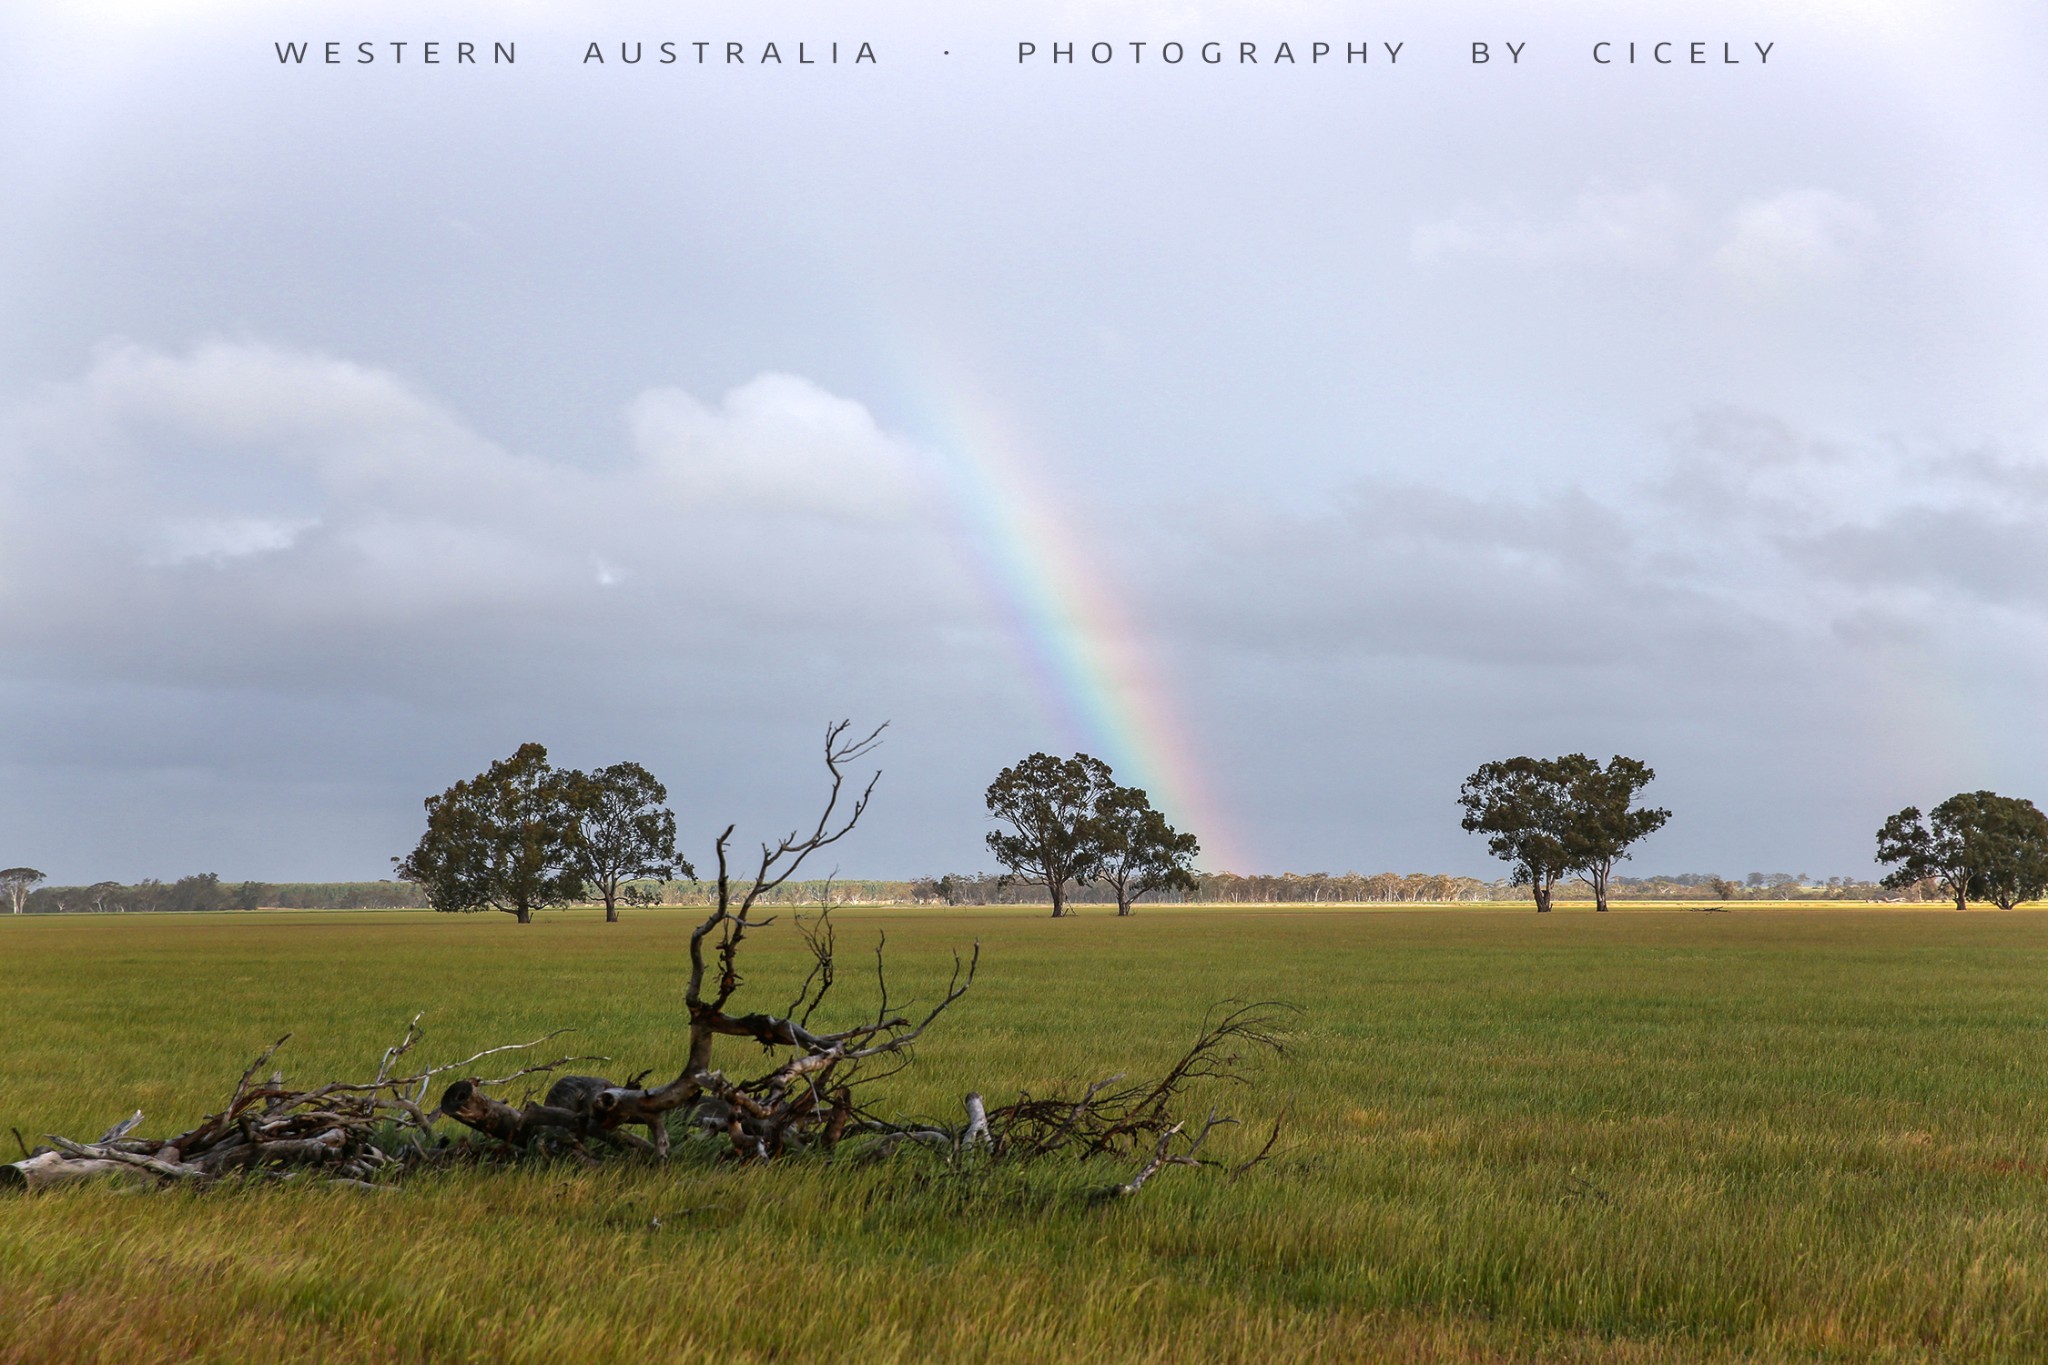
[1561,756,1671,912]
[395,743,583,924]
[1457,758,1578,912]
[984,752,1116,918]
[1877,791,2048,911]
[1877,794,1980,912]
[1965,795,2048,910]
[1093,784,1200,916]
[0,867,44,916]
[562,761,692,923]
[1458,754,1669,912]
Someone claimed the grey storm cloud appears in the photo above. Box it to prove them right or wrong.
[0,342,970,689]
[1,0,2045,881]
[1130,408,2048,677]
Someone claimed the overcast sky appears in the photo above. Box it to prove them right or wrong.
[2,0,2044,883]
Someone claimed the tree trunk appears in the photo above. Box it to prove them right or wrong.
[1533,880,1553,913]
[436,1079,585,1147]
[2,1152,133,1190]
[604,891,619,924]
[1594,863,1610,913]
[514,903,532,925]
[1049,879,1065,918]
[1952,882,1968,913]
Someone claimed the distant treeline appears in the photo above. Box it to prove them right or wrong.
[911,872,1496,905]
[18,869,1916,914]
[23,875,426,914]
[609,871,1908,906]
[911,871,1899,905]
[1522,872,1897,902]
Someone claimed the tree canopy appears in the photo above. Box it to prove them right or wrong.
[562,761,692,923]
[1093,784,1200,916]
[1559,756,1671,913]
[1458,758,1578,913]
[394,744,584,924]
[984,753,1200,918]
[1097,789,1204,916]
[1,867,45,916]
[1459,755,1668,912]
[1877,791,2048,912]
[985,752,1116,918]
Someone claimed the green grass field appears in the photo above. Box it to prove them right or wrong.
[5,904,2048,1362]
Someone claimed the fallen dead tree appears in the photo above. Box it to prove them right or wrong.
[5,722,1288,1200]
[2,1020,595,1192]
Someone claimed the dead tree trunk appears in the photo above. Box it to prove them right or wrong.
[1,1152,134,1191]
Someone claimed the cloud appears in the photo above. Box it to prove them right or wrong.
[1127,405,2048,674]
[1710,189,1880,286]
[2,346,2040,886]
[629,373,923,521]
[1413,184,1880,286]
[1410,184,1697,267]
[2,342,2042,885]
[152,515,317,566]
[0,341,975,697]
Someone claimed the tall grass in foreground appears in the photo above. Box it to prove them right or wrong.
[4,906,2048,1362]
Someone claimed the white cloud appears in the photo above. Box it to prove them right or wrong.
[0,341,970,690]
[152,515,316,566]
[629,373,923,521]
[1411,184,1697,267]
[1412,185,1881,288]
[1711,189,1881,286]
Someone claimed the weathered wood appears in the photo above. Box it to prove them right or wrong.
[542,1075,616,1114]
[435,1079,587,1148]
[534,1073,677,1155]
[47,1138,205,1182]
[251,1127,348,1163]
[1,1151,134,1191]
[962,1093,991,1150]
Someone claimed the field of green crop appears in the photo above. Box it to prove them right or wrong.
[5,904,2048,1362]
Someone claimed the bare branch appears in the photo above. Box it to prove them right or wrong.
[1229,1107,1288,1180]
[787,900,837,1028]
[1093,1113,1236,1202]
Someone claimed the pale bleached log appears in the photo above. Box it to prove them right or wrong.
[1,1151,134,1191]
[962,1093,991,1150]
[48,1137,206,1182]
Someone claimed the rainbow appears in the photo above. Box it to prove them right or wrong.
[895,362,1246,873]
